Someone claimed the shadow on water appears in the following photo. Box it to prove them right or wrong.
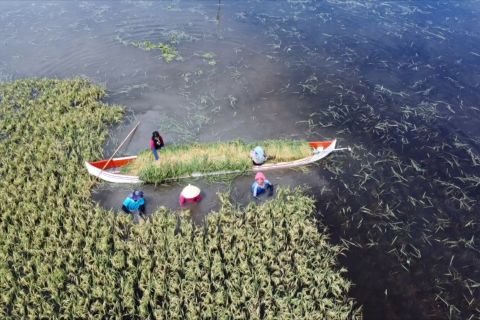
[2,0,480,319]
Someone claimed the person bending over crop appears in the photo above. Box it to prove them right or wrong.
[179,184,202,206]
[250,146,267,165]
[122,190,146,218]
[251,172,274,198]
[150,131,164,161]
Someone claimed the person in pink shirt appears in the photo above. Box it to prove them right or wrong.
[179,184,202,206]
[251,172,274,198]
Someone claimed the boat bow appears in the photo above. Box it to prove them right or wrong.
[252,139,337,171]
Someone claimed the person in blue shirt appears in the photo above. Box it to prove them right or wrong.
[251,172,274,198]
[122,190,146,217]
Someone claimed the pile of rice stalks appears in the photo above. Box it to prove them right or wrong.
[124,140,312,183]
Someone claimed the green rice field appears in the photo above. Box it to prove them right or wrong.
[0,79,360,319]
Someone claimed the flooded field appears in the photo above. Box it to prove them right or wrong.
[1,1,479,319]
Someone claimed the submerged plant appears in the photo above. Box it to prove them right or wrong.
[131,40,181,62]
[197,51,217,65]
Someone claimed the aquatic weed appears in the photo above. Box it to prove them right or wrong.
[131,40,181,62]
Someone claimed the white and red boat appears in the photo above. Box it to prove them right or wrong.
[85,140,341,184]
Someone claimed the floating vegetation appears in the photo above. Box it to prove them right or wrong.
[227,94,238,109]
[0,80,360,317]
[131,40,181,62]
[308,67,480,318]
[164,29,200,44]
[197,51,217,65]
[123,139,313,183]
[299,74,320,95]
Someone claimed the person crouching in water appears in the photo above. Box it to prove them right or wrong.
[250,146,267,165]
[122,190,146,222]
[251,172,274,198]
[150,131,164,161]
[179,184,202,207]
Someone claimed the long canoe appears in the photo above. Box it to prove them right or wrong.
[85,139,337,184]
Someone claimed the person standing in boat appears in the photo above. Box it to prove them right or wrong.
[150,131,164,161]
[179,184,202,206]
[122,190,146,220]
[251,146,267,165]
[251,172,274,198]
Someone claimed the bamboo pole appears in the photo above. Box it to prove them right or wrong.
[97,122,141,178]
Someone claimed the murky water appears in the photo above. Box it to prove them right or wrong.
[2,1,480,319]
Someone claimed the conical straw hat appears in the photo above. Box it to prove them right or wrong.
[181,184,201,199]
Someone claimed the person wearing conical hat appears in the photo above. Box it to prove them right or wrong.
[251,172,274,198]
[179,184,202,206]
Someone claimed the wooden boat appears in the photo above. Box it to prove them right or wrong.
[85,139,340,184]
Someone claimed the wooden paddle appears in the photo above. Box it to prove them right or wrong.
[97,121,141,178]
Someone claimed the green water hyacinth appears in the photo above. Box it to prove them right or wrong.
[0,78,360,318]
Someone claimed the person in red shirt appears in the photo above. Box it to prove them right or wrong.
[179,184,202,206]
[150,131,164,161]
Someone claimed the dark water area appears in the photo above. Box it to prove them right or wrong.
[2,1,480,319]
